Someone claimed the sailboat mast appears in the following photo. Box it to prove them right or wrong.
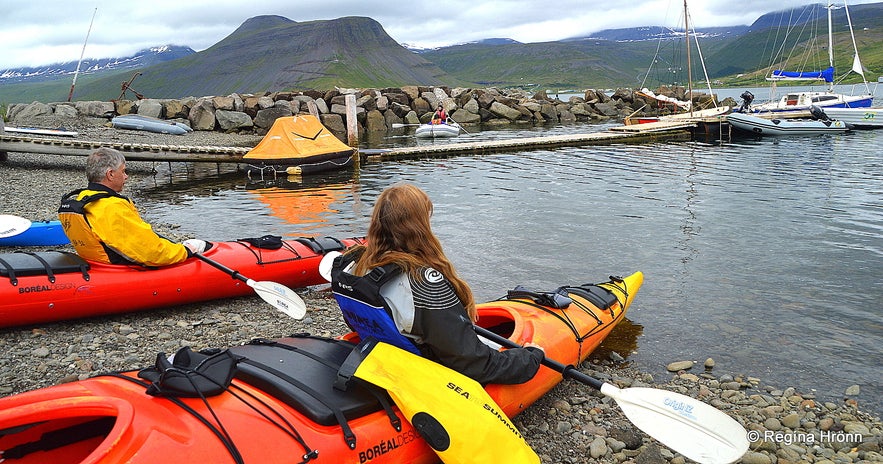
[684,0,693,116]
[67,7,98,102]
[826,2,834,92]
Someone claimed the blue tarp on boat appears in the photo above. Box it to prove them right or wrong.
[770,66,835,83]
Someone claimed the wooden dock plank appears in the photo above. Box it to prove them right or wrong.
[1,124,692,165]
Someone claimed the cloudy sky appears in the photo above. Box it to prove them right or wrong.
[2,0,877,69]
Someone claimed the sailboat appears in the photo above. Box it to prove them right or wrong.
[740,1,874,113]
[626,0,730,125]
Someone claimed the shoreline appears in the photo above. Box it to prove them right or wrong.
[1,122,880,463]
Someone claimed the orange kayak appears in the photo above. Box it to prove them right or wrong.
[0,272,642,463]
[0,236,364,328]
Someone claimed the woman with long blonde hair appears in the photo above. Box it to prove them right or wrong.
[335,183,543,385]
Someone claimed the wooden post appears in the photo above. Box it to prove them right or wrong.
[345,93,358,147]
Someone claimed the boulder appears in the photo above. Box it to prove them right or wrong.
[215,110,254,131]
[253,106,293,129]
[74,101,114,118]
[365,109,386,132]
[136,99,164,118]
[320,113,346,135]
[451,108,480,124]
[412,97,431,115]
[383,108,403,127]
[164,100,188,119]
[462,98,480,115]
[593,102,621,118]
[114,100,136,116]
[489,101,522,121]
[539,103,559,122]
[188,100,217,131]
[314,98,329,114]
[53,104,78,118]
[400,86,420,100]
[403,110,420,125]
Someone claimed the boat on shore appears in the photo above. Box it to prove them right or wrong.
[0,273,642,463]
[0,235,363,328]
[727,111,849,136]
[111,114,192,135]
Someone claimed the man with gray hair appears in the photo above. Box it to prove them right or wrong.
[59,147,206,266]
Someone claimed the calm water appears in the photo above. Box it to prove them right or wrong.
[138,121,882,416]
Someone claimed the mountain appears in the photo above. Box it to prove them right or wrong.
[2,4,882,104]
[67,16,458,100]
[0,45,194,84]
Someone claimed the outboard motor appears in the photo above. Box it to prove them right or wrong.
[810,105,830,121]
[739,91,754,112]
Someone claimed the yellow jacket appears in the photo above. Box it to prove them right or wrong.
[60,184,189,266]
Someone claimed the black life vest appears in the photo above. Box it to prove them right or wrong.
[330,254,422,355]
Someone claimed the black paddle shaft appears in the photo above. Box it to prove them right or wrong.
[194,253,248,283]
[473,325,605,390]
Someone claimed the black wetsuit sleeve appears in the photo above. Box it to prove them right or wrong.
[410,268,543,385]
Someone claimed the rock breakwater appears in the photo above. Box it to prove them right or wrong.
[5,85,734,140]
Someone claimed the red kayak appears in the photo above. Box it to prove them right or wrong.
[0,273,642,463]
[0,236,364,328]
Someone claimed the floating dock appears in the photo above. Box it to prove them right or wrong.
[0,120,700,165]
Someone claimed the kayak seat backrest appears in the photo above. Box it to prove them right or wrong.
[293,237,346,254]
[0,251,90,285]
[228,336,385,427]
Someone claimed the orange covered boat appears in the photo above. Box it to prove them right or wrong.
[0,236,364,328]
[0,272,642,463]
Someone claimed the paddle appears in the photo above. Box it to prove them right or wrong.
[473,325,749,464]
[194,253,306,319]
[0,215,33,238]
[451,119,470,135]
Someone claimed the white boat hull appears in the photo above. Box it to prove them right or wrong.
[415,122,461,138]
[744,92,873,113]
[816,107,883,128]
[727,112,849,136]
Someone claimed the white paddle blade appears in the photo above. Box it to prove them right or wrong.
[601,384,749,464]
[318,251,342,282]
[0,215,32,238]
[248,280,307,319]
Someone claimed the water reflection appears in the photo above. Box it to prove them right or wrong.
[247,173,360,234]
[587,318,644,364]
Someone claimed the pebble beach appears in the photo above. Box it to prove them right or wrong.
[1,115,881,463]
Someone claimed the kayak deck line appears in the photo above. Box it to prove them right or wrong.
[1,125,693,165]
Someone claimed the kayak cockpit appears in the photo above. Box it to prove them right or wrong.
[0,397,132,463]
